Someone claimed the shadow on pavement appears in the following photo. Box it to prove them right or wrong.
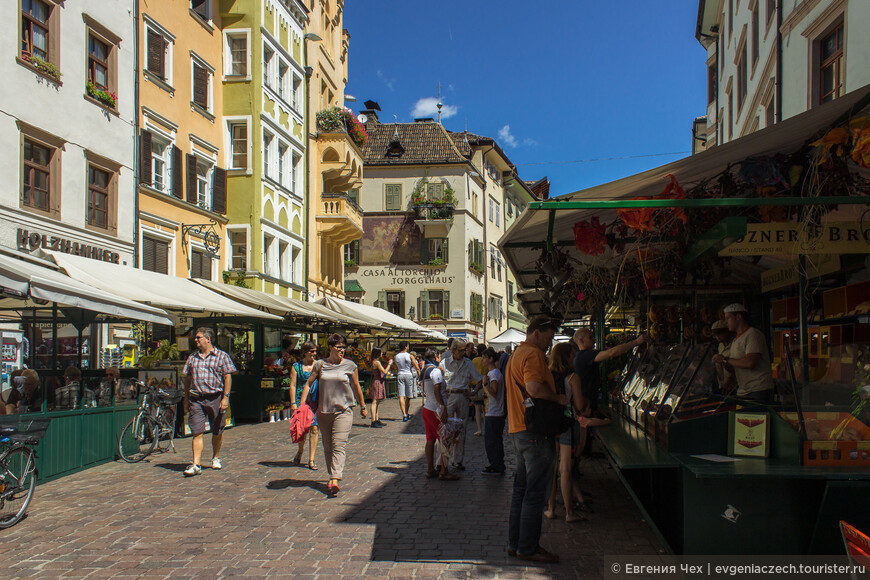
[258,460,298,468]
[154,462,189,472]
[266,477,330,496]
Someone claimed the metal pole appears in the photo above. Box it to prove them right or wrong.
[797,255,810,387]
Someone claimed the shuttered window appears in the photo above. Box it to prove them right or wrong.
[146,28,166,80]
[192,62,209,109]
[426,182,444,201]
[190,249,212,280]
[470,293,484,323]
[385,184,402,210]
[142,237,169,274]
[419,290,450,320]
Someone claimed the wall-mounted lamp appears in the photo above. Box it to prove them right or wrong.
[304,32,322,41]
[344,94,357,102]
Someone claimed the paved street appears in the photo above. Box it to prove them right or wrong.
[1,399,664,579]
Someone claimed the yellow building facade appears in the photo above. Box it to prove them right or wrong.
[136,0,228,280]
[305,0,363,299]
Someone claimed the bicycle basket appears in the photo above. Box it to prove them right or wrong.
[156,388,184,405]
[0,416,51,442]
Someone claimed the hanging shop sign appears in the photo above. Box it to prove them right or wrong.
[17,228,120,264]
[719,222,870,257]
[760,254,841,293]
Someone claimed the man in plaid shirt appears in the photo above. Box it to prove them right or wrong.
[182,326,236,477]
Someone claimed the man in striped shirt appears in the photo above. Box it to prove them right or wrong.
[182,326,236,477]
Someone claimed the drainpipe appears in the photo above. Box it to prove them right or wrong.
[479,145,494,344]
[132,0,140,267]
[303,62,312,301]
[775,0,783,123]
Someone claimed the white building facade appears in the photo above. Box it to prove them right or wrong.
[696,0,870,147]
[1,0,135,264]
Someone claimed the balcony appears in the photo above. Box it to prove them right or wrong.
[316,108,365,192]
[316,192,363,245]
[412,203,454,238]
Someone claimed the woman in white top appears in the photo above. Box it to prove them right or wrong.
[393,341,420,422]
[481,348,506,475]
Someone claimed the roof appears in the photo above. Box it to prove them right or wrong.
[448,131,515,170]
[344,279,363,293]
[362,121,470,166]
[524,177,550,200]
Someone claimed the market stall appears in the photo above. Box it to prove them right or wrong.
[498,84,870,554]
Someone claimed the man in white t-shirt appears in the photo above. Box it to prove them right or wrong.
[420,348,457,480]
[394,341,420,422]
[712,304,774,401]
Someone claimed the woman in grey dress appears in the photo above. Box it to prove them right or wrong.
[300,333,367,495]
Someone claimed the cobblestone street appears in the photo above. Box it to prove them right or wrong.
[1,400,664,579]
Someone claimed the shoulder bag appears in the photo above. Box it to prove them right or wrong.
[506,358,573,437]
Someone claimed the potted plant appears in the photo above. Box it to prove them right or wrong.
[469,261,484,275]
[344,259,358,268]
[428,257,444,267]
[86,81,116,108]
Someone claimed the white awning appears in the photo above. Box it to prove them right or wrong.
[0,252,173,325]
[315,295,444,339]
[43,251,281,321]
[487,327,526,350]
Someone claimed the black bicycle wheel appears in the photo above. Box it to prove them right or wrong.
[0,446,37,529]
[118,416,157,463]
[156,405,177,452]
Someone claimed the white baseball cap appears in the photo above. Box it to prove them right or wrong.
[723,303,748,314]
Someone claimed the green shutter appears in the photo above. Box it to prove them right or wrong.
[427,182,443,200]
[377,290,386,309]
[442,238,448,264]
[399,291,405,317]
[442,290,450,318]
[420,291,429,319]
[420,238,429,264]
[385,184,401,210]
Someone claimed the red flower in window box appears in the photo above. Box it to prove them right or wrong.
[572,216,607,255]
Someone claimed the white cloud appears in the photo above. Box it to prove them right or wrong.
[376,70,394,91]
[411,97,458,119]
[523,137,538,147]
[498,125,519,148]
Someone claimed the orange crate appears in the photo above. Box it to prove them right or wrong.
[823,286,847,319]
[771,298,789,324]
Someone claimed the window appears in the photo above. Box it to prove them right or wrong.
[472,192,479,218]
[23,139,51,212]
[506,199,513,217]
[145,21,172,84]
[227,33,248,77]
[819,22,844,104]
[150,136,170,191]
[488,295,503,321]
[385,291,404,317]
[278,144,288,186]
[263,234,275,277]
[385,184,402,210]
[278,62,289,102]
[467,239,484,271]
[87,165,110,229]
[263,132,273,179]
[422,238,448,264]
[142,237,169,274]
[344,240,360,265]
[495,201,501,227]
[191,0,211,21]
[751,5,759,67]
[263,46,274,88]
[190,249,212,280]
[230,230,247,270]
[488,198,494,221]
[426,182,444,200]
[727,90,733,140]
[20,0,52,63]
[707,62,717,104]
[279,241,289,281]
[192,59,212,112]
[348,189,359,205]
[291,153,301,194]
[229,122,248,169]
[765,97,775,127]
[470,293,484,324]
[420,290,449,320]
[507,281,514,305]
[737,45,747,111]
[292,75,302,111]
[88,36,109,90]
[186,155,213,210]
[728,0,733,36]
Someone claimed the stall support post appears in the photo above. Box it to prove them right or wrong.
[797,255,811,387]
[52,303,58,370]
[254,323,265,371]
[594,308,606,351]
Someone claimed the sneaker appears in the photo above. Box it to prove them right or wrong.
[403,415,410,422]
[211,458,222,470]
[183,464,202,477]
[371,422,383,428]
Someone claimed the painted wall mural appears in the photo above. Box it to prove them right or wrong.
[361,215,422,265]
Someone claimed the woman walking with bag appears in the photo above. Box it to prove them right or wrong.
[300,333,367,496]
[289,342,319,470]
[369,348,390,428]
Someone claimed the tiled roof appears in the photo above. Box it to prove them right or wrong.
[524,177,550,200]
[362,121,470,166]
[344,279,363,292]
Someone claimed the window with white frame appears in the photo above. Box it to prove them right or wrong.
[150,134,171,192]
[291,152,301,194]
[195,157,212,209]
[278,62,289,102]
[279,240,289,281]
[278,143,288,187]
[228,120,247,170]
[291,247,301,285]
[229,229,247,270]
[144,17,173,86]
[190,0,211,22]
[292,75,302,111]
[263,233,275,277]
[225,30,248,77]
[495,201,501,227]
[488,198,494,222]
[263,131,274,179]
[263,45,274,89]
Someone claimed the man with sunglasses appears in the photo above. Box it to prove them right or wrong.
[182,326,236,477]
[438,338,483,471]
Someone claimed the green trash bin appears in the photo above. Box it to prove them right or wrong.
[385,376,398,398]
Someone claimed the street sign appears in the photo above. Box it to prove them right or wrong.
[447,332,466,338]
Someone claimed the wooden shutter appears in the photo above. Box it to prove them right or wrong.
[155,239,168,274]
[419,291,429,319]
[398,292,405,318]
[212,167,227,214]
[442,238,448,264]
[172,146,183,199]
[385,184,401,210]
[193,64,208,109]
[191,251,202,278]
[139,130,152,185]
[146,29,165,79]
[442,291,450,319]
[377,290,386,310]
[186,154,198,204]
[420,238,429,264]
[142,237,155,271]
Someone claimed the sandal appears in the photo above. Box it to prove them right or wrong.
[308,461,318,470]
[438,472,460,481]
[426,470,438,479]
[291,455,302,466]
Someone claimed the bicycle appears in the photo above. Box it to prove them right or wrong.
[118,380,182,463]
[0,417,50,528]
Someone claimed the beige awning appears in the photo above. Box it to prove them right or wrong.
[43,251,281,321]
[316,295,446,341]
[0,251,173,325]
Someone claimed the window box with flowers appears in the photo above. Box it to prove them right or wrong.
[316,106,367,148]
[86,81,116,109]
[428,313,444,320]
[469,262,484,276]
[25,55,62,82]
[344,259,358,269]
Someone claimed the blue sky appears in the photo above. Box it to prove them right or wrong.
[344,1,708,198]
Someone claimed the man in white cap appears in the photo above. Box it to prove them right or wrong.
[712,304,774,401]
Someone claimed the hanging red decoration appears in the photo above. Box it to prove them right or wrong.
[617,203,655,232]
[572,216,608,255]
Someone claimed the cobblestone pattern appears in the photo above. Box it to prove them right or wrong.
[0,399,663,579]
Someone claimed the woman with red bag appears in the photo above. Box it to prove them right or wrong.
[289,342,319,470]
